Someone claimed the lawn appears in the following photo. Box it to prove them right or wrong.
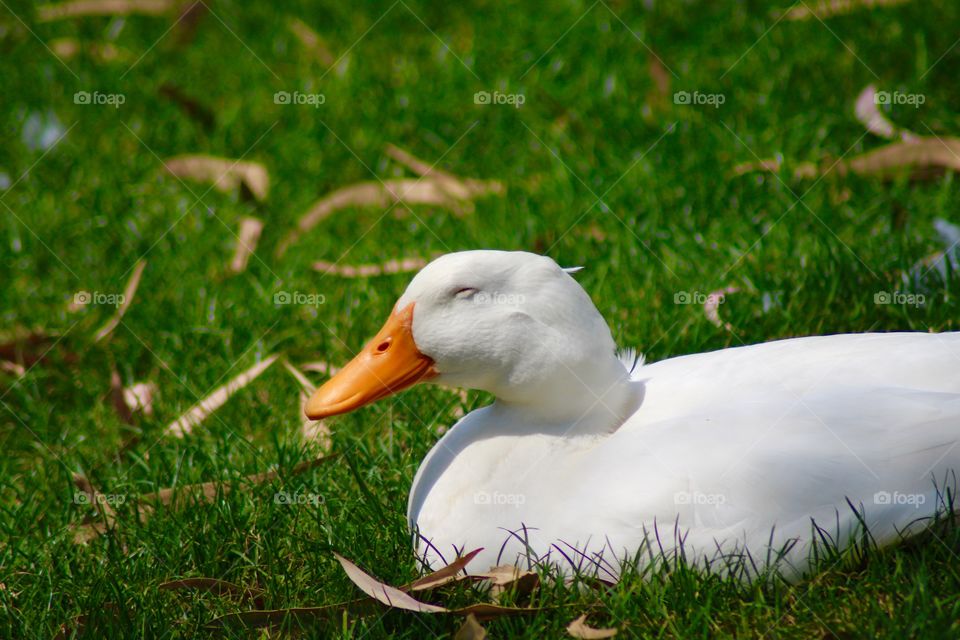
[2,0,960,637]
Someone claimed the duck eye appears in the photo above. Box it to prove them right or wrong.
[453,287,478,299]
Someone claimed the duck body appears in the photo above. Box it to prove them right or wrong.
[410,332,960,578]
[305,250,960,580]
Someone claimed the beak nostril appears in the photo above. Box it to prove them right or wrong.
[376,339,392,353]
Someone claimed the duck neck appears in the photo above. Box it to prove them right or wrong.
[491,353,644,435]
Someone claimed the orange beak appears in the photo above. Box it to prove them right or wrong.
[305,303,437,420]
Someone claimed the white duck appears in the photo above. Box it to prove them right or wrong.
[306,250,960,580]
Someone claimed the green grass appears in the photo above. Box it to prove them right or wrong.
[2,0,960,637]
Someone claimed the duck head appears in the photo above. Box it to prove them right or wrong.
[305,250,642,429]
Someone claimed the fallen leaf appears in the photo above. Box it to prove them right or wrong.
[406,548,484,591]
[276,180,458,255]
[334,553,447,613]
[38,0,179,21]
[94,259,146,342]
[0,329,55,368]
[159,84,216,130]
[454,614,487,640]
[287,17,335,66]
[165,354,279,437]
[842,137,960,180]
[452,603,538,621]
[475,565,540,596]
[567,614,618,639]
[53,603,121,640]
[159,577,264,606]
[645,53,672,111]
[703,286,738,331]
[312,257,429,277]
[732,157,782,176]
[110,369,134,424]
[164,154,269,201]
[300,361,338,375]
[782,0,909,21]
[229,216,264,273]
[171,0,208,45]
[49,38,127,62]
[0,360,25,377]
[385,144,501,201]
[123,381,156,416]
[276,147,502,256]
[143,455,336,507]
[72,455,336,542]
[71,473,117,542]
[854,85,919,142]
[284,360,332,451]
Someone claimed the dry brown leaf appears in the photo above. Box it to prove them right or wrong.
[843,137,960,180]
[300,361,338,375]
[454,614,487,640]
[50,38,127,62]
[53,603,121,640]
[159,84,216,129]
[38,0,178,21]
[567,614,618,639]
[299,391,332,449]
[284,360,332,451]
[854,85,919,142]
[385,144,501,202]
[287,17,335,66]
[71,473,118,543]
[164,154,269,201]
[312,257,429,277]
[94,259,146,342]
[452,603,538,620]
[732,158,781,176]
[276,150,502,256]
[283,359,315,392]
[165,354,279,437]
[159,577,264,606]
[143,455,335,506]
[73,455,335,543]
[406,548,484,592]
[229,216,264,273]
[276,180,457,255]
[783,0,909,20]
[335,553,447,613]
[476,565,540,596]
[123,382,156,416]
[110,369,134,424]
[0,329,55,367]
[646,53,672,113]
[0,360,25,377]
[703,286,738,331]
